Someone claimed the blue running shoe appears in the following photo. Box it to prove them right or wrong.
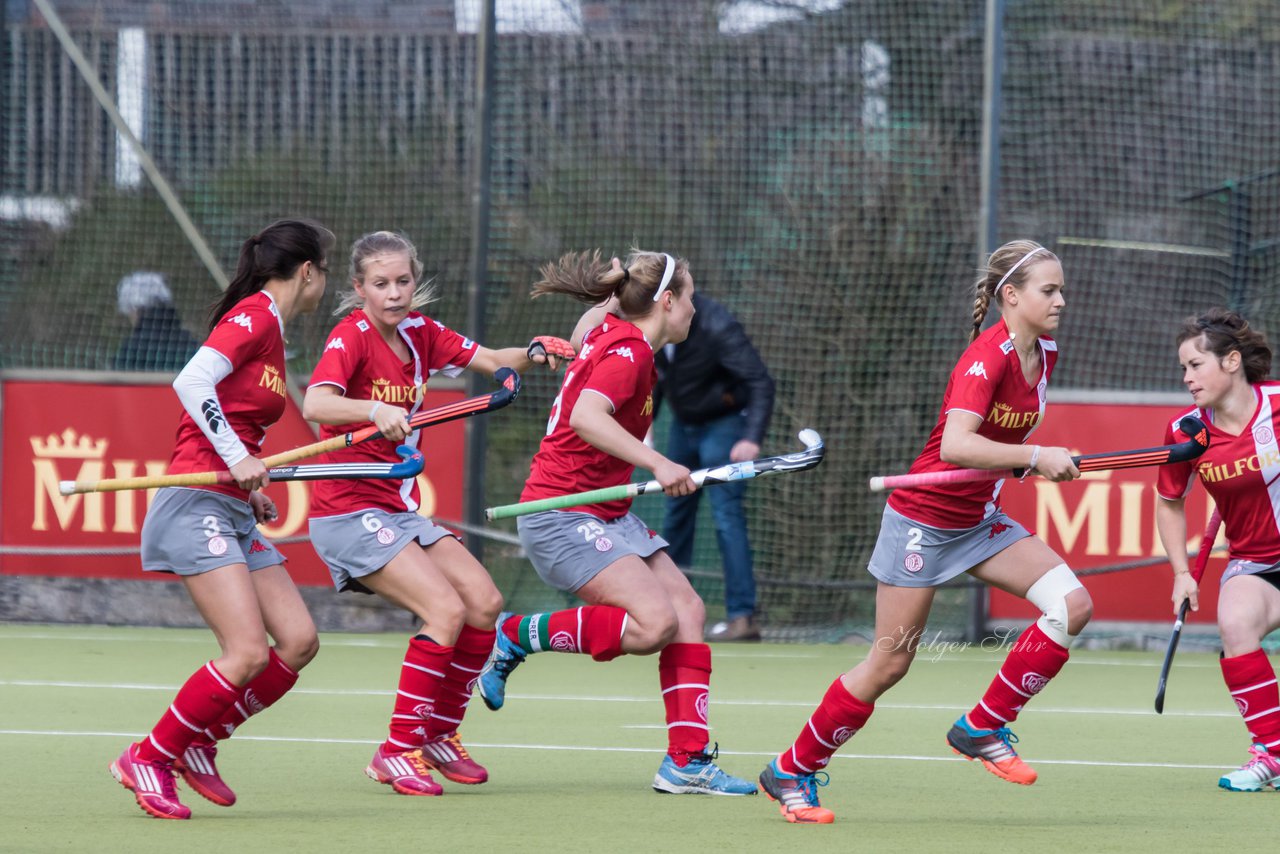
[478,613,526,711]
[759,759,834,823]
[652,745,758,796]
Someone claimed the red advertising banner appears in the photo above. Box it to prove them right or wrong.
[0,375,465,586]
[994,400,1222,624]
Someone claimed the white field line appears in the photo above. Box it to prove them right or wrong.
[0,630,1225,667]
[0,678,1237,717]
[0,727,1227,771]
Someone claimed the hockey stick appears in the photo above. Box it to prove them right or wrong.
[868,415,1209,492]
[230,444,425,485]
[59,368,520,495]
[1154,507,1223,714]
[484,429,825,521]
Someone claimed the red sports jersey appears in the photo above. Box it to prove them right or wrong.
[1157,382,1280,563]
[168,292,289,500]
[521,315,656,521]
[307,310,477,517]
[888,318,1058,528]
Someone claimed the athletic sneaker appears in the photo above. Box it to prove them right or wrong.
[175,742,236,806]
[421,733,489,784]
[1218,744,1280,792]
[478,613,526,711]
[758,759,835,824]
[109,742,192,820]
[652,745,758,795]
[365,745,444,796]
[946,716,1037,785]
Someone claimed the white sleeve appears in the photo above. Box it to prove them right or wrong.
[172,346,250,469]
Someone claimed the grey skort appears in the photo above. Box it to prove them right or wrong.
[866,504,1031,587]
[309,509,456,593]
[140,487,284,576]
[516,509,668,593]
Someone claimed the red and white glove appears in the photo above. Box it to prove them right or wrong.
[527,335,576,368]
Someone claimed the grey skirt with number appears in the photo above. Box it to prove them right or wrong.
[309,509,456,593]
[516,510,668,593]
[140,487,284,576]
[866,504,1031,588]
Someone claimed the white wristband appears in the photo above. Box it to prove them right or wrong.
[369,401,383,421]
[1024,445,1041,477]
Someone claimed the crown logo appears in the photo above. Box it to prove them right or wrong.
[372,377,390,386]
[30,428,108,459]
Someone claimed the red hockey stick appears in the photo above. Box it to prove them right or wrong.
[868,415,1209,492]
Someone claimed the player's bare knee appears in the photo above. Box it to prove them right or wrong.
[471,584,505,627]
[422,595,467,642]
[1026,563,1086,647]
[627,610,679,653]
[279,631,320,670]
[222,645,271,685]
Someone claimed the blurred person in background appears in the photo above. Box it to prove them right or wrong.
[654,292,774,642]
[113,271,199,372]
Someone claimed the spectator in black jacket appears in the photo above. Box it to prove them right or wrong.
[654,293,774,641]
[113,271,199,372]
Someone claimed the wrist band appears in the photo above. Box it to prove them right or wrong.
[1020,445,1041,481]
[369,401,383,421]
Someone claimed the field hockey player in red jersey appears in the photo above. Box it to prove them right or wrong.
[757,240,1092,823]
[303,230,572,797]
[1155,308,1280,792]
[109,219,335,820]
[477,249,758,797]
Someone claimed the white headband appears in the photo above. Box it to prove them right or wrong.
[993,247,1046,298]
[652,253,677,302]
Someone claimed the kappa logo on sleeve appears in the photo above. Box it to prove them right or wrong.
[964,360,988,380]
[227,312,253,333]
[608,346,635,362]
[325,338,346,351]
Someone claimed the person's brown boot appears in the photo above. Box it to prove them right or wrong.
[705,615,762,642]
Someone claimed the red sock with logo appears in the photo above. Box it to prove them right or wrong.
[659,643,713,765]
[967,622,1070,731]
[196,649,299,743]
[501,606,628,662]
[425,624,495,741]
[135,662,239,763]
[383,636,454,753]
[777,677,875,775]
[1221,649,1280,753]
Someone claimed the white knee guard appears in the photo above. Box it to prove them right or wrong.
[1024,563,1084,648]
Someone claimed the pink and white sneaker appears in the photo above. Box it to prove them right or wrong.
[1219,744,1280,792]
[365,745,444,796]
[109,743,192,820]
[175,742,236,806]
[421,733,489,784]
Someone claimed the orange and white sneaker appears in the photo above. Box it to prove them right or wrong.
[758,760,834,824]
[175,742,236,806]
[110,742,192,820]
[421,733,489,784]
[946,716,1038,785]
[365,745,444,796]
